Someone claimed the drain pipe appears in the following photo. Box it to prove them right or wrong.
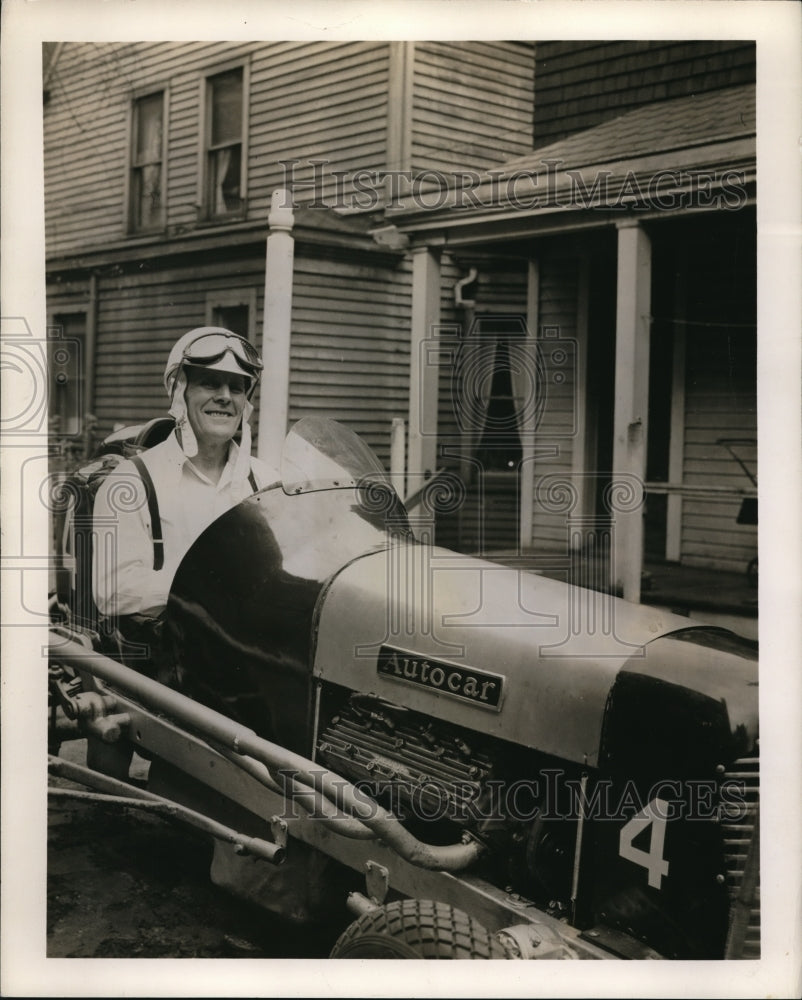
[454,267,478,310]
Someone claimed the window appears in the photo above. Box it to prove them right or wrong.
[202,65,247,218]
[212,304,249,338]
[129,91,165,232]
[206,288,257,343]
[49,313,86,437]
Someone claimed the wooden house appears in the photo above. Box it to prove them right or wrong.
[43,40,535,470]
[43,40,757,612]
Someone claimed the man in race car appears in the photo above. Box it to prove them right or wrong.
[92,327,277,631]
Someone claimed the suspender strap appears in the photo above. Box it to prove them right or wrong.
[131,454,165,571]
[129,457,256,571]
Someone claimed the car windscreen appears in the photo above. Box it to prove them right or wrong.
[281,415,393,495]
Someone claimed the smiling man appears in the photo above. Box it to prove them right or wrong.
[92,327,278,624]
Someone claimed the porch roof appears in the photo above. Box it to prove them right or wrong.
[503,82,755,174]
[389,84,756,243]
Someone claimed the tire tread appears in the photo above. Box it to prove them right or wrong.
[330,898,507,960]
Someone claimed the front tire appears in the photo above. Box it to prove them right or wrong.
[330,899,507,959]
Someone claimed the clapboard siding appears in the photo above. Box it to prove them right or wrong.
[434,255,581,556]
[528,257,578,552]
[288,256,412,466]
[534,41,755,145]
[681,324,756,570]
[674,211,756,572]
[248,42,389,214]
[411,42,535,174]
[92,254,267,431]
[432,260,533,554]
[44,41,392,257]
[90,247,412,467]
[45,40,539,256]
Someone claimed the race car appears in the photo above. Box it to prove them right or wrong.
[48,415,759,960]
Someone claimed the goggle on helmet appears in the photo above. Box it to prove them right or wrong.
[164,327,263,398]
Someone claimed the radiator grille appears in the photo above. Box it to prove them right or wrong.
[317,701,494,822]
[722,754,760,959]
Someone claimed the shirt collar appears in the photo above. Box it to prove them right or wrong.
[163,429,241,490]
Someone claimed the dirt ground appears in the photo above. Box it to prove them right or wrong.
[47,740,343,960]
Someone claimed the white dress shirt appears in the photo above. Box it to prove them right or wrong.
[92,431,279,617]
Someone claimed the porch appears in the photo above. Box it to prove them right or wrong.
[488,548,758,642]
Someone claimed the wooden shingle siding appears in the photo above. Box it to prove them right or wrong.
[412,42,535,174]
[534,41,755,146]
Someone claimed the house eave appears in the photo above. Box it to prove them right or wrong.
[46,210,403,280]
[389,132,756,247]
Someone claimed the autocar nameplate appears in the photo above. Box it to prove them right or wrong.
[377,646,504,710]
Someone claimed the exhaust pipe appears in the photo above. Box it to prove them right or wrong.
[50,634,485,872]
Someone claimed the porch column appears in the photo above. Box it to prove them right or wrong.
[612,221,651,602]
[258,190,295,469]
[407,246,441,498]
[519,259,540,550]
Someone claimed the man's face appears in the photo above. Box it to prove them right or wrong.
[184,367,249,448]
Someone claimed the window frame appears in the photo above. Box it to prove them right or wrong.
[204,288,258,344]
[197,58,250,223]
[48,308,88,439]
[125,85,169,235]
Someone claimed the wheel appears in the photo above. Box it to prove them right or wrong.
[329,898,507,959]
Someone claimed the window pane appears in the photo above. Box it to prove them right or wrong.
[134,163,162,228]
[209,144,242,213]
[135,93,163,163]
[210,69,242,146]
[212,304,249,339]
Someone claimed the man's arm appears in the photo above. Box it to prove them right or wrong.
[91,462,179,617]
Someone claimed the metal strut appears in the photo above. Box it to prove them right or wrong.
[49,634,485,872]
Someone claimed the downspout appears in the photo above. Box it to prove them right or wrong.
[454,267,478,311]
